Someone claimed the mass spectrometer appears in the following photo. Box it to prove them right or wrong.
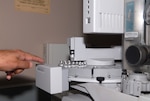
[36,0,150,101]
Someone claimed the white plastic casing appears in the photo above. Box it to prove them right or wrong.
[43,44,69,66]
[68,37,122,61]
[36,65,69,94]
[83,0,124,34]
[36,65,62,94]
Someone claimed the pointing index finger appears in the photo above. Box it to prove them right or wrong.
[17,50,44,63]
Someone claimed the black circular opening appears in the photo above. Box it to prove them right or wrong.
[126,46,141,65]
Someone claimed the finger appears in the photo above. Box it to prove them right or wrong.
[17,50,44,63]
[6,72,15,80]
[16,61,33,69]
[14,69,24,74]
[5,69,24,80]
[6,75,12,80]
[6,71,15,76]
[28,55,44,63]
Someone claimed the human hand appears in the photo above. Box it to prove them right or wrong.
[0,50,44,80]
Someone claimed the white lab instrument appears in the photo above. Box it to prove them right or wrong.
[83,0,124,33]
[36,65,69,94]
[36,37,122,100]
[43,44,69,66]
[122,0,150,98]
[36,65,63,94]
[68,37,122,61]
[36,0,150,101]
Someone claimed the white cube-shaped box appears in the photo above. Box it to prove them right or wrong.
[36,65,62,94]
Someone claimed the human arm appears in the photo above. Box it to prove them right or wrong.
[0,50,44,80]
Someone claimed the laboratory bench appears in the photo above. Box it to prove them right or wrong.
[0,76,61,101]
